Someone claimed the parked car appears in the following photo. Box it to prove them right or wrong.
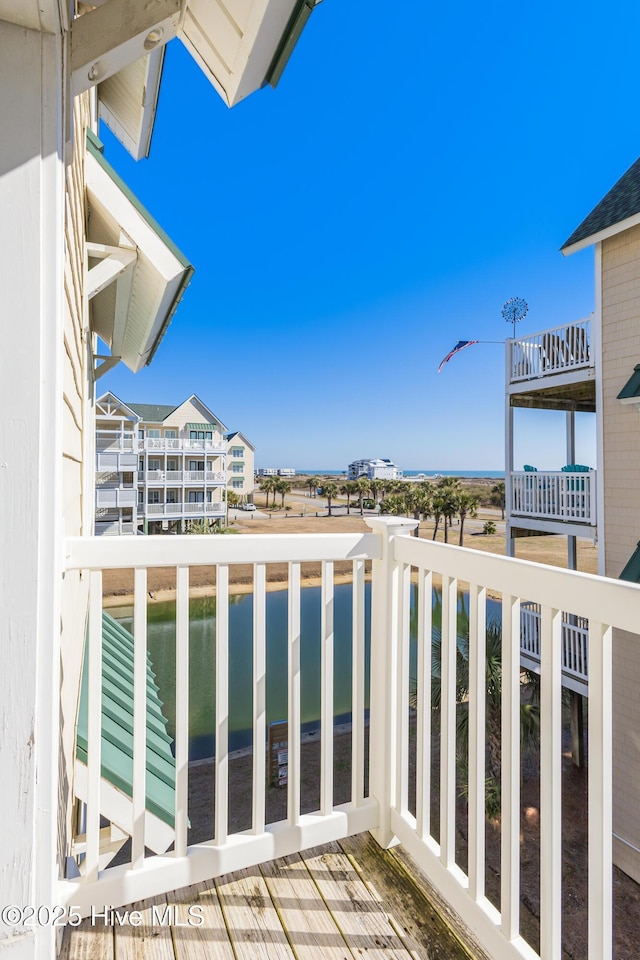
[241,502,256,511]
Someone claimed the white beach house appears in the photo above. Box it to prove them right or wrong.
[0,3,635,960]
[348,458,402,481]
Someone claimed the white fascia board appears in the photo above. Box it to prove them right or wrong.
[184,394,229,432]
[179,0,300,107]
[86,150,190,373]
[96,392,142,421]
[561,210,640,255]
[98,48,165,161]
[86,152,186,285]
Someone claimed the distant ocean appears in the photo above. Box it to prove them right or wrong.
[296,469,505,479]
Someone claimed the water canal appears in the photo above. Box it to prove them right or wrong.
[111,583,499,760]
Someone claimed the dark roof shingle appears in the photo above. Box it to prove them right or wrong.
[126,402,177,422]
[562,157,640,251]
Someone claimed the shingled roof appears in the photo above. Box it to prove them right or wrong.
[562,157,640,252]
[126,402,177,422]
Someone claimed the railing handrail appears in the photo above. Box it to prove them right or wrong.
[64,532,382,571]
[507,316,592,345]
[393,534,639,635]
[511,468,595,477]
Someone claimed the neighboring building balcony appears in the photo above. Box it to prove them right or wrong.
[60,520,631,960]
[96,430,136,453]
[520,602,589,695]
[139,437,226,453]
[140,501,226,517]
[95,487,138,508]
[95,519,135,536]
[142,470,226,484]
[510,470,596,527]
[508,318,593,386]
[96,451,138,471]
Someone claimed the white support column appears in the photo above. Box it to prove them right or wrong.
[366,516,418,847]
[0,20,65,960]
[505,347,515,558]
[566,409,577,569]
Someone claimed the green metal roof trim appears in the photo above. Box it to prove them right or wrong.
[620,542,640,583]
[86,131,194,368]
[87,132,191,269]
[264,0,318,89]
[186,421,219,431]
[562,157,640,251]
[617,365,640,400]
[76,611,176,827]
[127,402,178,422]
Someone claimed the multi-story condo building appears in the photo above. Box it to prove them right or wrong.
[255,466,295,476]
[226,431,256,502]
[348,457,402,480]
[503,156,640,884]
[96,392,236,533]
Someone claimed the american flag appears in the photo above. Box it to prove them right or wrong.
[437,340,479,373]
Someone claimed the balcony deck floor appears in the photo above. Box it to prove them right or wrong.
[60,835,472,960]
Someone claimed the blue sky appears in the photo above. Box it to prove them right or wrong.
[100,1,640,470]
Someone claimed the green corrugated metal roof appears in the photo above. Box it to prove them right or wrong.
[620,542,640,584]
[76,611,176,826]
[186,422,218,430]
[127,403,178,422]
[562,157,640,251]
[617,365,640,400]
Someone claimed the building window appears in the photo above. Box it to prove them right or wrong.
[188,460,204,471]
[147,429,161,438]
[167,459,177,471]
[187,491,212,503]
[166,490,178,504]
[164,429,177,438]
[148,459,160,471]
[148,490,160,504]
[231,447,244,458]
[139,457,144,471]
[190,430,213,441]
[232,464,243,473]
[232,479,244,489]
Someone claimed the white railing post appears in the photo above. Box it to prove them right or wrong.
[366,516,418,847]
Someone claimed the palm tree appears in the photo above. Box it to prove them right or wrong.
[369,478,384,505]
[307,476,320,499]
[436,477,461,543]
[320,481,339,516]
[456,492,479,547]
[490,481,506,520]
[276,478,292,507]
[355,477,370,516]
[412,592,540,817]
[259,476,277,508]
[340,480,357,514]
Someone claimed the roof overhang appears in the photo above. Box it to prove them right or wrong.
[561,212,640,256]
[98,48,165,160]
[179,0,320,107]
[85,134,193,374]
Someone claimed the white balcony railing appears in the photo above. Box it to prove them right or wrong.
[509,318,592,383]
[141,501,226,517]
[143,470,226,484]
[94,520,135,536]
[59,521,637,959]
[521,602,589,691]
[95,487,138,508]
[139,437,226,453]
[95,431,136,453]
[511,470,596,525]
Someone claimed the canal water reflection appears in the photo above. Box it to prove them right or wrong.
[111,583,373,760]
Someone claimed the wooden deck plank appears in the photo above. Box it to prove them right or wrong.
[301,842,415,959]
[169,880,236,960]
[59,919,114,960]
[214,865,296,960]
[339,833,472,960]
[115,895,176,960]
[261,852,356,960]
